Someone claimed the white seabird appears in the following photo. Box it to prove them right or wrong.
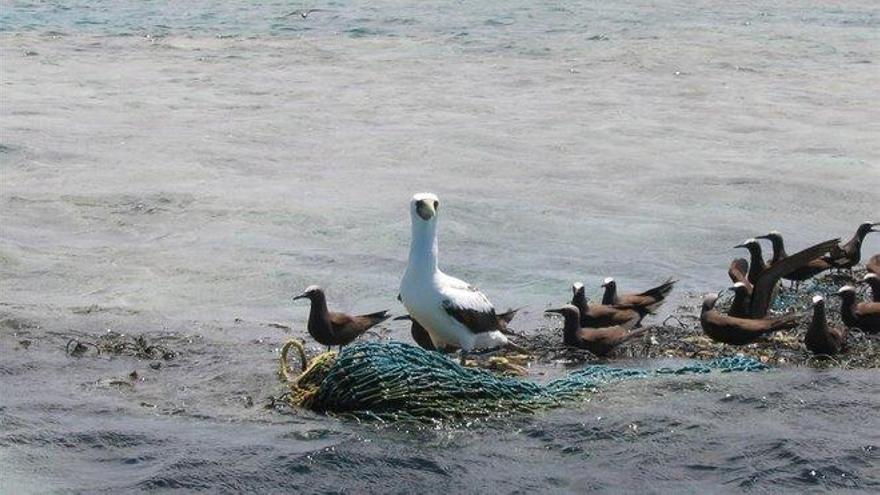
[399,193,511,352]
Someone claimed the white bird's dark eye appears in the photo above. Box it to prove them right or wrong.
[433,200,439,209]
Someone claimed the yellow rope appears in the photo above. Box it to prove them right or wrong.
[279,340,338,408]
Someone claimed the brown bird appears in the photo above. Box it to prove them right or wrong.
[728,282,751,318]
[395,307,521,352]
[822,222,878,270]
[735,238,840,318]
[728,258,753,294]
[600,277,677,312]
[293,285,391,350]
[833,285,880,334]
[545,305,648,357]
[867,253,880,276]
[805,295,847,355]
[863,273,880,303]
[393,314,444,351]
[699,293,799,345]
[757,231,787,265]
[755,231,833,288]
[571,283,650,329]
[734,239,768,285]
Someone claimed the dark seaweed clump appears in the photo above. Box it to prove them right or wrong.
[66,332,176,360]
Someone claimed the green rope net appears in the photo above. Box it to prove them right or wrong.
[280,341,768,422]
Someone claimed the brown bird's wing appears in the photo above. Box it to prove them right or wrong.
[828,325,848,347]
[329,310,389,344]
[588,326,630,343]
[573,326,623,356]
[615,294,654,307]
[327,312,360,344]
[749,238,839,318]
[782,257,833,282]
[585,304,641,329]
[822,242,850,267]
[721,311,798,333]
[409,318,437,351]
[728,289,751,318]
[636,278,677,299]
[328,312,354,329]
[867,254,880,275]
[866,278,880,303]
[617,278,677,312]
[703,310,798,344]
[853,302,880,332]
[728,258,753,293]
[706,312,769,333]
[575,326,648,356]
[766,313,801,331]
[396,314,458,352]
[355,309,391,327]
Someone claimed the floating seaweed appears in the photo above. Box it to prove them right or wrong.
[65,332,176,360]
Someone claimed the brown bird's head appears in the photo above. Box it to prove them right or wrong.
[570,282,588,308]
[830,285,857,303]
[811,294,825,308]
[857,221,879,238]
[862,273,879,288]
[545,304,580,325]
[755,231,783,243]
[600,277,616,289]
[733,238,761,254]
[292,285,324,301]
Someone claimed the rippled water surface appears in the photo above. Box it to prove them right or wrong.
[2,1,879,492]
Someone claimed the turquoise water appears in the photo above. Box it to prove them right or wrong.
[2,1,879,492]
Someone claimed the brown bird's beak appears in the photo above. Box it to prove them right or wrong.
[733,243,747,249]
[292,293,308,301]
[544,308,565,315]
[754,234,771,240]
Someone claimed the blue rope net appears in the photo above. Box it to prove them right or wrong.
[284,341,767,422]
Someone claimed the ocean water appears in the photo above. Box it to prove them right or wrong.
[1,1,879,492]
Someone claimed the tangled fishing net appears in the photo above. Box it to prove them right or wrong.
[279,340,767,422]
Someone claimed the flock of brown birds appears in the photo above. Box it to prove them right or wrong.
[703,222,879,356]
[291,222,878,361]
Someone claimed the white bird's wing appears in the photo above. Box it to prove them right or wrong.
[438,275,500,334]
